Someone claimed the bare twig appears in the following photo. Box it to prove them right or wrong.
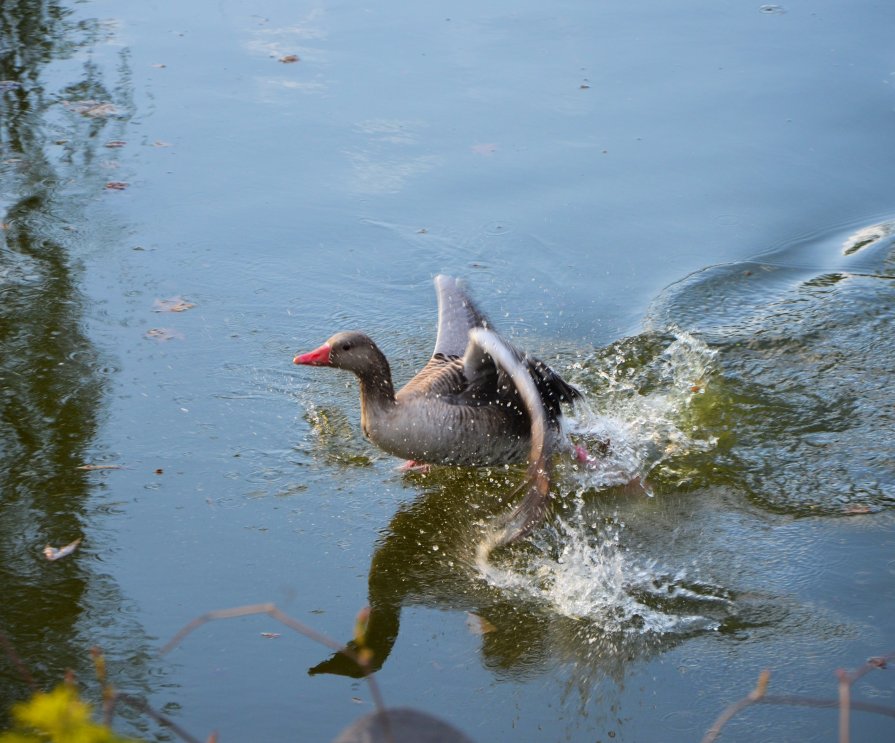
[759,694,895,718]
[702,669,770,743]
[837,668,851,743]
[702,652,895,743]
[90,646,115,726]
[834,652,894,743]
[160,603,388,717]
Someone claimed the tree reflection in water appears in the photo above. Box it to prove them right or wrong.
[0,1,152,732]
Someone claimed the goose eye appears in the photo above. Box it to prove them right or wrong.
[341,342,351,351]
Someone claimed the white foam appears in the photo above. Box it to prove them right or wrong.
[478,330,723,636]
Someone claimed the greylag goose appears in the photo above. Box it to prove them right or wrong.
[293,275,582,469]
[295,276,585,547]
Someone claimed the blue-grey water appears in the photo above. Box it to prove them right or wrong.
[1,1,894,741]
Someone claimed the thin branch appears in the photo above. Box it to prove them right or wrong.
[160,603,388,716]
[702,669,770,743]
[842,653,893,685]
[837,668,851,743]
[702,652,895,743]
[758,695,895,718]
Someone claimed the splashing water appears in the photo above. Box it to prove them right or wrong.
[477,330,726,635]
[478,504,726,636]
[567,328,718,490]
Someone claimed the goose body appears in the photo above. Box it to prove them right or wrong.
[293,275,581,467]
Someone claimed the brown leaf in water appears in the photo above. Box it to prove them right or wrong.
[63,100,121,118]
[842,504,873,515]
[104,181,129,190]
[104,140,127,148]
[279,54,300,63]
[471,143,497,156]
[260,632,281,639]
[465,612,496,635]
[153,296,195,313]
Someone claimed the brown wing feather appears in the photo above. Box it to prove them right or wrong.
[397,356,467,399]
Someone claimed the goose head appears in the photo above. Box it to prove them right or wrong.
[294,331,388,377]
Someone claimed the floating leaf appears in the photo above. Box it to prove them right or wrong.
[43,538,82,561]
[842,504,874,515]
[76,464,125,471]
[153,296,195,313]
[63,100,121,118]
[145,328,184,341]
[465,612,496,635]
[471,143,497,156]
[279,54,300,63]
[104,140,127,148]
[260,632,281,639]
[104,181,128,190]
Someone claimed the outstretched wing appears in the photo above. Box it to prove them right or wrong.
[467,328,554,550]
[458,323,581,420]
[432,275,491,359]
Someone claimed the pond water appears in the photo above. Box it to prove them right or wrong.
[1,1,894,741]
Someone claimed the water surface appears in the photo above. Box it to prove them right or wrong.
[1,1,894,741]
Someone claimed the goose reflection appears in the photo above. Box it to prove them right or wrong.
[307,467,735,685]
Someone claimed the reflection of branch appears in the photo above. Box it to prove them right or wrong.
[90,645,208,743]
[702,652,895,743]
[110,692,207,743]
[160,603,388,718]
[0,629,37,692]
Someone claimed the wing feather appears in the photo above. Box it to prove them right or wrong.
[468,329,553,550]
[432,275,490,359]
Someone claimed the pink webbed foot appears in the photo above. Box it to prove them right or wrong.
[398,460,431,474]
[570,438,610,466]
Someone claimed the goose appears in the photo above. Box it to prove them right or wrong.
[293,275,582,469]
